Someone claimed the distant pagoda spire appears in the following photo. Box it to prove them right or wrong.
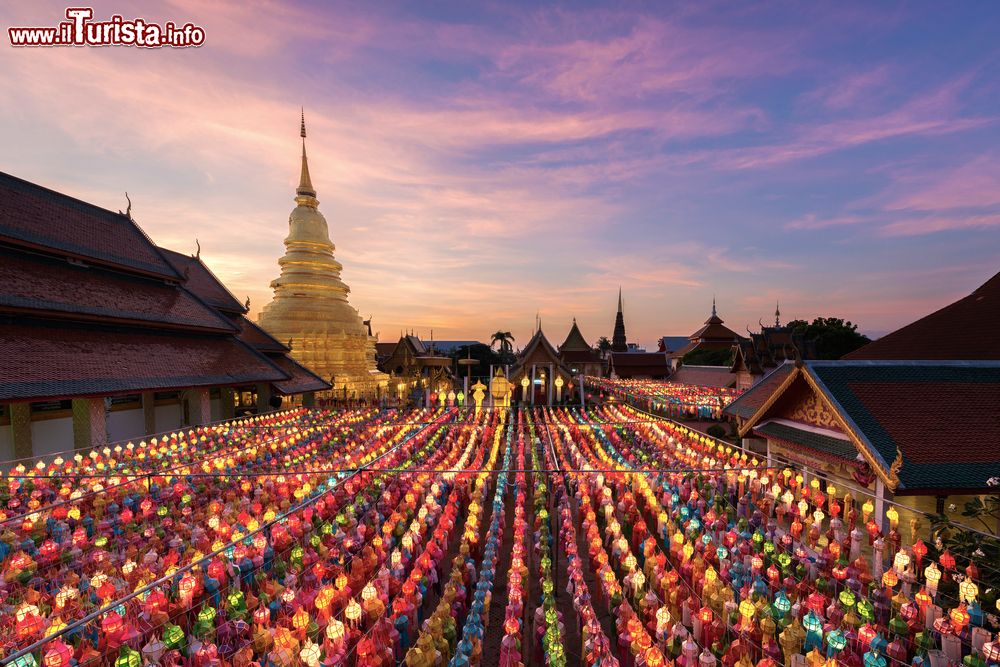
[612,287,627,352]
[775,300,781,327]
[297,108,316,201]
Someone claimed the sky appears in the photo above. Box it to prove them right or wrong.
[2,1,999,349]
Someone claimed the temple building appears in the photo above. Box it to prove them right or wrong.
[0,171,328,459]
[724,358,1000,530]
[668,298,744,369]
[558,319,605,377]
[729,302,814,390]
[258,113,388,399]
[510,328,576,404]
[377,333,456,402]
[611,288,627,352]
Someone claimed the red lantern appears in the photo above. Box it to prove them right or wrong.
[43,641,72,667]
[939,550,956,571]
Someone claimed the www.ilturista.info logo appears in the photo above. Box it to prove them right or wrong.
[8,7,205,48]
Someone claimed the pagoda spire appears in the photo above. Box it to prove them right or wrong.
[775,300,781,327]
[612,287,627,353]
[296,108,316,201]
[712,295,717,318]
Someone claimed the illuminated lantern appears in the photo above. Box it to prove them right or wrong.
[881,569,898,589]
[950,604,970,632]
[326,619,346,646]
[292,606,309,632]
[253,606,270,626]
[858,624,878,647]
[345,599,362,626]
[939,550,956,571]
[924,563,942,593]
[42,641,72,667]
[959,579,979,603]
[162,624,184,649]
[102,611,125,639]
[300,641,321,667]
[885,506,898,529]
[114,647,141,667]
[912,539,928,564]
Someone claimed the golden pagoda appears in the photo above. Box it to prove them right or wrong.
[258,112,388,399]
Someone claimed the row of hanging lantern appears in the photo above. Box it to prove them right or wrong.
[3,407,391,656]
[499,418,531,667]
[5,401,997,667]
[547,403,1000,667]
[546,410,623,667]
[3,407,477,666]
[402,411,508,666]
[586,378,742,420]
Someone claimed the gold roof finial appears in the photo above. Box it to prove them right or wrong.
[296,108,316,200]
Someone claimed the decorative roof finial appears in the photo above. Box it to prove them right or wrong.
[775,300,781,327]
[194,238,201,259]
[712,295,717,318]
[296,108,316,200]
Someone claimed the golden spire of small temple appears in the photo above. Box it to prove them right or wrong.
[297,108,316,200]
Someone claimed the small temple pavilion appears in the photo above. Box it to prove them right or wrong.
[729,302,814,390]
[510,327,576,404]
[668,298,744,368]
[258,113,388,399]
[557,319,605,377]
[0,171,328,459]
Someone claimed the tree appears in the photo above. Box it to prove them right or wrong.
[595,336,612,355]
[682,347,734,366]
[490,331,516,364]
[450,344,502,381]
[786,317,871,360]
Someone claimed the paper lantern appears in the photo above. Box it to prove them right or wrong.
[959,579,978,603]
[42,641,72,667]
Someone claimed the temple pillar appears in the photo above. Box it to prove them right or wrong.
[10,403,32,460]
[72,398,107,450]
[874,478,893,533]
[547,363,554,405]
[579,374,585,409]
[142,392,156,435]
[219,388,236,420]
[256,383,272,413]
[188,388,210,426]
[531,365,537,406]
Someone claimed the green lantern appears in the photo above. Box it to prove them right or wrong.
[857,599,875,622]
[162,623,184,649]
[839,589,856,608]
[115,646,141,667]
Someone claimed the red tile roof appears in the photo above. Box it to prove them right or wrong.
[808,361,1000,492]
[0,248,234,332]
[0,320,286,401]
[0,172,179,279]
[670,365,736,388]
[723,363,795,419]
[560,349,602,363]
[234,315,289,353]
[270,354,331,395]
[844,270,1000,360]
[847,381,1000,465]
[160,248,247,314]
[610,352,670,378]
